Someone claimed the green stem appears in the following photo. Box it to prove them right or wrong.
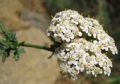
[19,42,52,52]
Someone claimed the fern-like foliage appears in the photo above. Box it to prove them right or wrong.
[0,22,24,62]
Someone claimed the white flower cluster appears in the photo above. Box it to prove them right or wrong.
[57,39,114,79]
[47,10,83,42]
[47,10,118,80]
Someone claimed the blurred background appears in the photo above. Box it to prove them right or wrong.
[0,0,120,84]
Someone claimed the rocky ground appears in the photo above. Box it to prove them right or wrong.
[0,27,59,84]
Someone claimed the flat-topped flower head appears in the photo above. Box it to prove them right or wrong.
[48,10,118,80]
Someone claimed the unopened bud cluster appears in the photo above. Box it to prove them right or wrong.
[47,10,118,80]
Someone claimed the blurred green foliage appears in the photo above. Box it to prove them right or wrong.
[45,0,120,84]
[108,76,120,84]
